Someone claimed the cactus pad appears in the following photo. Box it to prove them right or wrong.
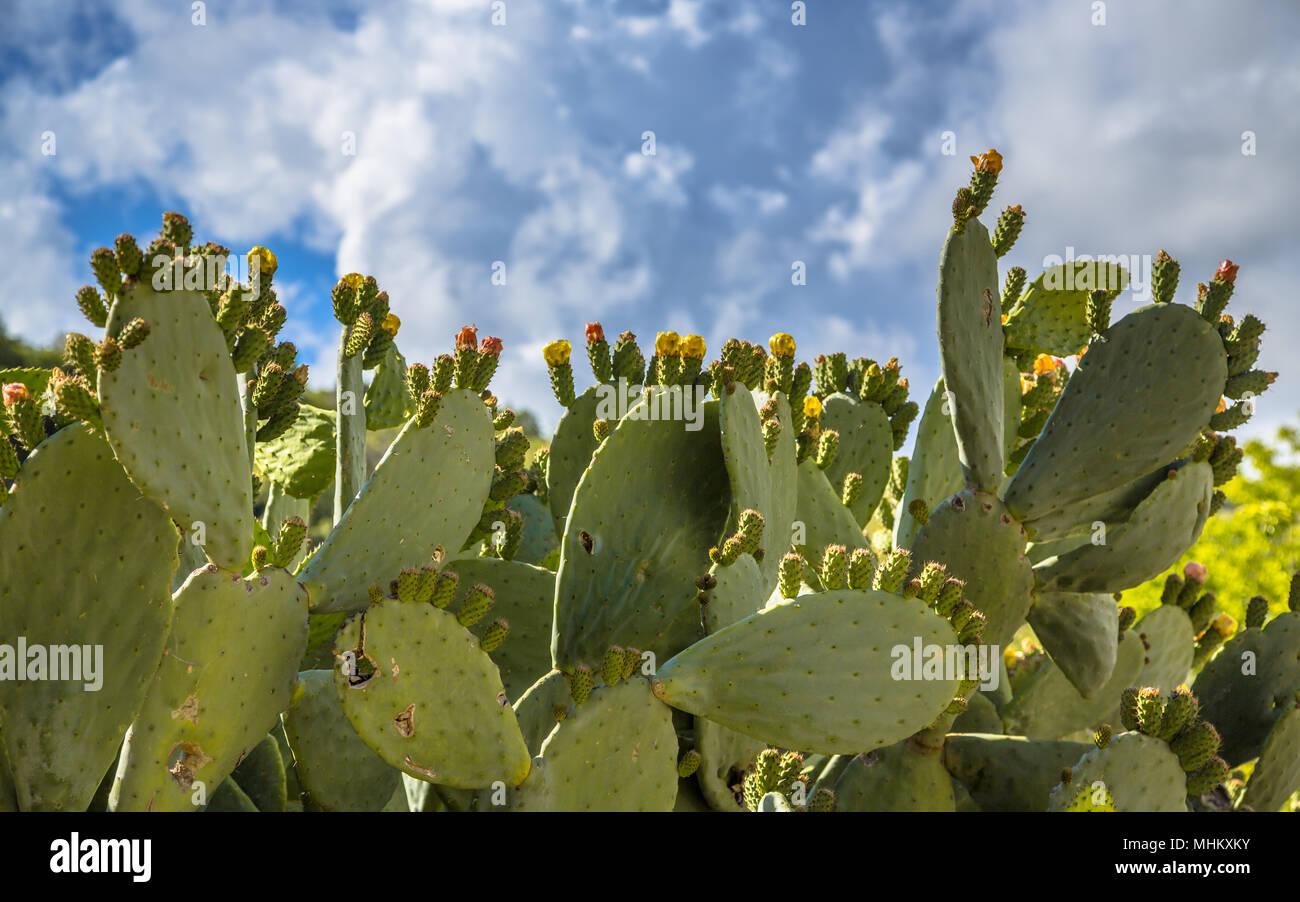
[300,389,494,613]
[1002,261,1129,356]
[894,379,963,550]
[652,588,960,753]
[98,283,254,568]
[1001,632,1143,739]
[944,733,1093,812]
[110,565,308,811]
[1027,592,1118,698]
[552,390,729,672]
[1034,462,1214,593]
[0,424,178,810]
[281,669,401,811]
[1004,303,1227,523]
[908,491,1033,649]
[1192,611,1300,765]
[1241,702,1300,812]
[449,557,555,703]
[1049,732,1188,812]
[818,392,893,527]
[254,403,336,500]
[832,738,955,811]
[503,679,677,811]
[332,597,530,788]
[544,385,602,536]
[936,218,1005,491]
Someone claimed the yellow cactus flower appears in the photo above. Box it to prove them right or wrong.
[803,396,822,420]
[381,313,401,336]
[655,331,681,357]
[1215,396,1227,414]
[543,339,572,368]
[769,333,796,358]
[247,246,277,278]
[1211,613,1237,637]
[1006,204,1024,217]
[341,272,364,289]
[1000,313,1008,324]
[1003,647,1021,669]
[680,334,707,360]
[970,149,1003,174]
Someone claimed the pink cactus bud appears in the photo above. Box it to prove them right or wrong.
[480,336,503,357]
[1183,562,1208,583]
[3,383,29,407]
[585,322,605,344]
[1214,260,1239,284]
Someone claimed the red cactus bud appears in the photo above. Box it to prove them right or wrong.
[1215,260,1239,284]
[480,336,503,357]
[455,325,478,351]
[1184,562,1208,584]
[3,383,29,407]
[586,322,605,344]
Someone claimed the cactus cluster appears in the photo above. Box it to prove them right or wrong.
[0,152,1294,814]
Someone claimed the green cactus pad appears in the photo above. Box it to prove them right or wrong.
[1002,632,1143,739]
[254,403,336,500]
[1241,703,1300,811]
[832,739,954,811]
[818,392,893,527]
[908,491,1032,649]
[503,679,678,811]
[447,557,555,703]
[1193,611,1300,765]
[109,565,308,811]
[545,385,602,536]
[332,598,530,788]
[944,733,1093,811]
[0,424,178,810]
[226,733,286,812]
[1022,461,1182,543]
[281,670,401,811]
[511,669,576,754]
[652,589,959,754]
[936,218,1005,492]
[1002,357,1022,458]
[695,553,768,811]
[0,366,52,399]
[795,459,870,558]
[552,390,729,672]
[754,791,790,811]
[1049,732,1187,812]
[98,282,253,569]
[894,379,963,550]
[1034,462,1214,593]
[363,344,412,430]
[950,690,1004,734]
[719,388,797,588]
[1003,261,1129,356]
[1027,592,1118,698]
[1004,303,1227,523]
[300,388,494,614]
[206,778,258,811]
[1130,604,1195,697]
[505,493,559,566]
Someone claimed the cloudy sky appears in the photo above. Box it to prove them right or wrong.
[1,0,1296,437]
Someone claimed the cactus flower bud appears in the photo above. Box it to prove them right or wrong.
[479,619,509,653]
[567,665,593,705]
[802,396,822,421]
[677,749,702,778]
[680,334,706,361]
[777,552,803,599]
[455,325,479,351]
[1183,562,1207,584]
[456,583,495,627]
[248,245,278,280]
[970,149,1003,174]
[1094,724,1112,749]
[1214,260,1239,284]
[543,339,571,368]
[3,383,29,407]
[654,331,681,358]
[847,548,875,591]
[1119,687,1141,732]
[769,333,796,358]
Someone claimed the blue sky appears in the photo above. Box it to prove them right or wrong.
[2,0,1297,436]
